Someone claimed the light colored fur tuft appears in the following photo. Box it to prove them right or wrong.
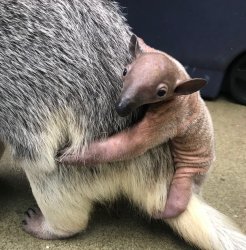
[165,195,246,250]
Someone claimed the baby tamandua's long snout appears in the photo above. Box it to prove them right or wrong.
[115,97,137,117]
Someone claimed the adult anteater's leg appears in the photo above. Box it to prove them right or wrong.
[121,144,173,218]
[0,141,5,160]
[21,150,125,240]
[22,163,93,240]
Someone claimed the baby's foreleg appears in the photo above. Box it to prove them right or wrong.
[59,111,173,166]
[154,166,208,219]
[59,129,145,165]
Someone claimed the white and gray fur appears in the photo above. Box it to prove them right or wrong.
[0,0,245,249]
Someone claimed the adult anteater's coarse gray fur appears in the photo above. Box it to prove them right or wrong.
[0,1,245,249]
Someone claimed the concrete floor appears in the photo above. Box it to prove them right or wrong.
[0,97,245,250]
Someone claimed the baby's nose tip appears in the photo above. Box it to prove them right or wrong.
[115,99,132,117]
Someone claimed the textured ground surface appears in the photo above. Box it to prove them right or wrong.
[0,97,245,250]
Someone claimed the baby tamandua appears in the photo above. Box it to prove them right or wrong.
[59,35,215,218]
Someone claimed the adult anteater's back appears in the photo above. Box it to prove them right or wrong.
[0,0,131,160]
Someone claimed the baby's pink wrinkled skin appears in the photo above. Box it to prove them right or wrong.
[58,36,215,219]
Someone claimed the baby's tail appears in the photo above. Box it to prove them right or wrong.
[165,195,246,250]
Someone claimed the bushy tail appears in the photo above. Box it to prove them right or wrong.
[165,195,246,250]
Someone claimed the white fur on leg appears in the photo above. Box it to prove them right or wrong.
[22,159,93,239]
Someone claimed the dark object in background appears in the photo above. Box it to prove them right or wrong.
[117,0,246,105]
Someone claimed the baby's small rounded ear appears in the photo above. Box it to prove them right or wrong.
[129,34,143,58]
[174,78,207,95]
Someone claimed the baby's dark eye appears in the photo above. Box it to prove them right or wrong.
[123,68,127,76]
[157,89,166,97]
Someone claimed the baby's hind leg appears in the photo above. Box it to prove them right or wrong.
[160,167,207,218]
[22,162,93,240]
